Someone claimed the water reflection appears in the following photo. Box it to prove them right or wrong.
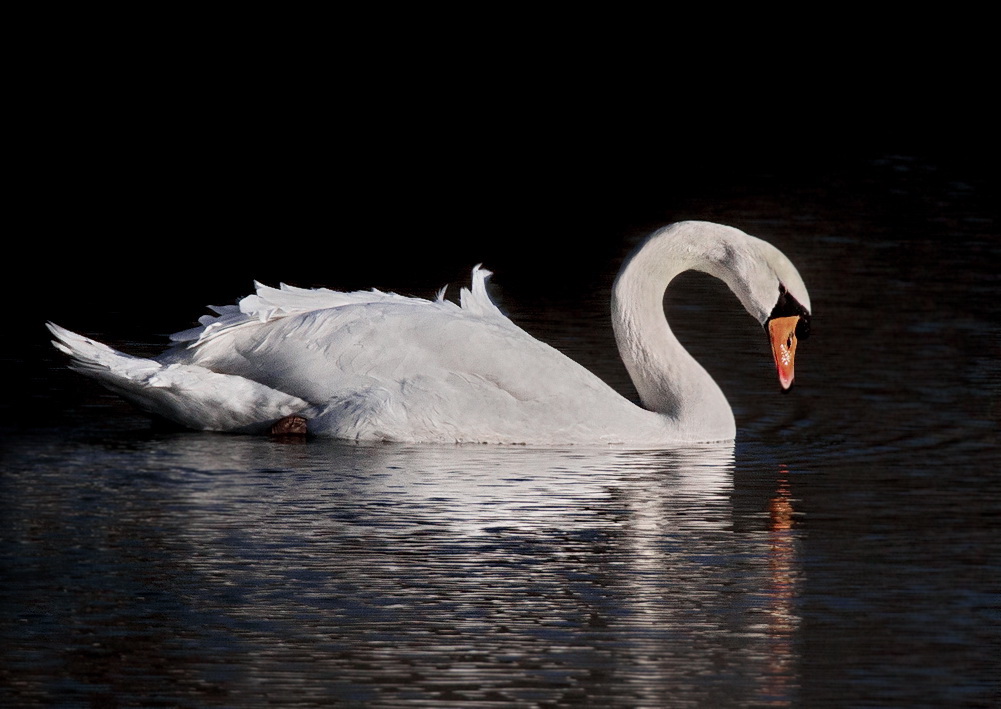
[762,467,801,706]
[2,432,808,706]
[8,153,996,706]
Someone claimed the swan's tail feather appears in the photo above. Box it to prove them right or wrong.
[47,323,309,432]
[48,322,161,382]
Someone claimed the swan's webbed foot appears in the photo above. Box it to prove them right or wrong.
[269,414,309,439]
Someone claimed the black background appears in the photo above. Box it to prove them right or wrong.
[8,10,997,424]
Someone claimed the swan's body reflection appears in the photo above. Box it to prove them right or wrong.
[131,436,801,706]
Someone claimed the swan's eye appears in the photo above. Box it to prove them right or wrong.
[770,284,810,341]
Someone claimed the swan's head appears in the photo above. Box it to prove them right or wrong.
[736,235,812,391]
[677,223,811,391]
[615,220,813,393]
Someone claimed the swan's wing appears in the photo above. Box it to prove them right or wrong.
[163,266,532,404]
[158,269,642,442]
[169,266,512,348]
[174,295,590,404]
[181,302,634,443]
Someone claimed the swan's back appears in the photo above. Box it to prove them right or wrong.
[160,269,663,444]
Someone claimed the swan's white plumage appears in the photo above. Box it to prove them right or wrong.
[48,221,811,446]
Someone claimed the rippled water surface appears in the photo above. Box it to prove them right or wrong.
[3,155,998,706]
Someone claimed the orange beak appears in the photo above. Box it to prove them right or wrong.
[768,315,800,390]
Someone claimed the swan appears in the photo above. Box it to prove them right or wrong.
[47,221,811,446]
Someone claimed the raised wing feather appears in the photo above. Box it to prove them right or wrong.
[168,266,511,348]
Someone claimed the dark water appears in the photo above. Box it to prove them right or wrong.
[3,154,999,707]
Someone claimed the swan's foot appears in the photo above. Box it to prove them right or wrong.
[270,414,308,439]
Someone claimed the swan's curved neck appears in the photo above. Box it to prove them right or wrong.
[611,222,748,440]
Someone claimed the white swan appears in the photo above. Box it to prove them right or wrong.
[48,221,811,446]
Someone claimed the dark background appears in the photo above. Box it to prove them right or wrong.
[8,10,997,426]
[4,16,999,706]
